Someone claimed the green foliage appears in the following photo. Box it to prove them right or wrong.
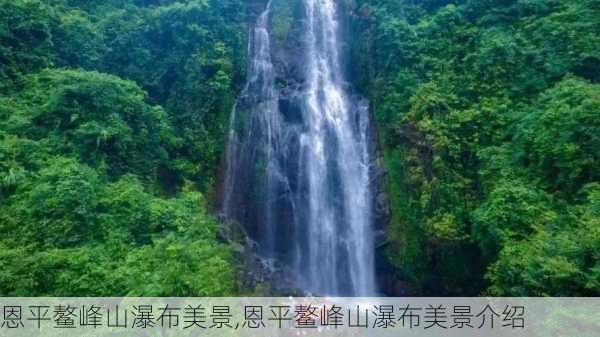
[1,158,102,248]
[472,178,559,258]
[2,0,247,189]
[353,0,600,295]
[4,69,172,179]
[120,233,236,296]
[0,0,55,91]
[53,9,105,68]
[1,0,597,297]
[515,77,600,195]
[487,183,600,296]
[96,0,247,189]
[0,0,246,296]
[0,158,236,296]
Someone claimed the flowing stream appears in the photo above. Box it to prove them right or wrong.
[222,0,377,296]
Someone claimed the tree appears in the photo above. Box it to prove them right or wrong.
[4,69,172,180]
[515,77,600,196]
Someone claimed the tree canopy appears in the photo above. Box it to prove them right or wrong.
[352,0,599,295]
[0,0,597,296]
[0,0,247,296]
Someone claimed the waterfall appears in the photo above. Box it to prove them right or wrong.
[222,0,377,296]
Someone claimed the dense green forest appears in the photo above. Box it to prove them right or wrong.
[0,0,247,295]
[352,0,599,295]
[0,0,598,296]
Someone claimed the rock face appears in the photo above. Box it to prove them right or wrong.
[219,0,390,296]
[217,217,304,295]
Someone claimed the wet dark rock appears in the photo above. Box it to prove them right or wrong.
[219,0,391,296]
[218,218,304,295]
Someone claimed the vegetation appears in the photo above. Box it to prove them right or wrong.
[352,0,599,295]
[0,0,246,296]
[0,0,597,296]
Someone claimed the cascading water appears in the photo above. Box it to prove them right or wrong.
[222,0,377,296]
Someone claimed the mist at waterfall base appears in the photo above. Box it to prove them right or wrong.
[221,0,379,297]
